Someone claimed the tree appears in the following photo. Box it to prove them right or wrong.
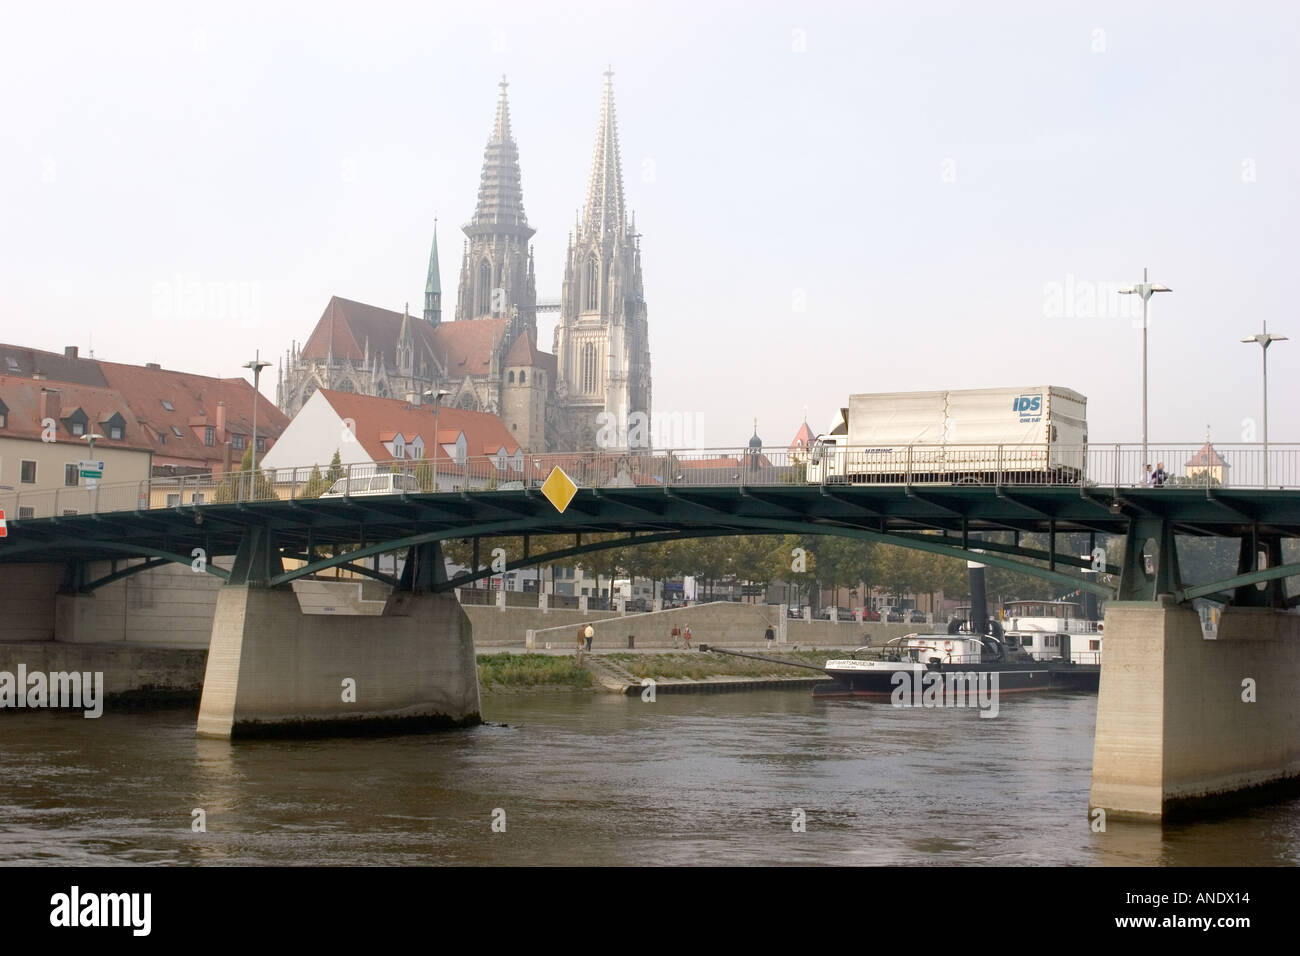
[299,465,329,498]
[214,447,275,501]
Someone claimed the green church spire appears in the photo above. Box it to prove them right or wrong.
[424,217,441,324]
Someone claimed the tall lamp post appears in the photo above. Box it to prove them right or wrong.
[242,352,271,498]
[423,388,452,491]
[1241,322,1287,487]
[1119,268,1172,474]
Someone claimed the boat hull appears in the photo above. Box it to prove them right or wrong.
[812,660,1099,698]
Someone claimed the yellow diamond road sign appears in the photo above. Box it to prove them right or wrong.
[540,466,579,514]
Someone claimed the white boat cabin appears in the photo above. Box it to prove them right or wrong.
[1003,600,1102,664]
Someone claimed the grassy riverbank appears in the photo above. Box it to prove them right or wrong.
[606,650,833,681]
[477,649,843,691]
[477,653,594,691]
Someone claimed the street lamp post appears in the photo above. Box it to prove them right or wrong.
[1241,322,1288,487]
[1119,268,1172,474]
[423,389,452,491]
[242,351,271,497]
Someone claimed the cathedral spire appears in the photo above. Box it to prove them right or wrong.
[424,217,442,324]
[582,67,626,241]
[468,75,532,233]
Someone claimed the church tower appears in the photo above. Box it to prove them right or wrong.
[555,69,652,449]
[455,76,538,342]
[424,219,441,325]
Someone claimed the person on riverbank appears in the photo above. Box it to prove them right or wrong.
[683,624,693,650]
[575,627,587,667]
[584,624,594,652]
[670,624,681,648]
[764,624,775,646]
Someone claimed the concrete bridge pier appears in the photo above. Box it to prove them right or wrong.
[196,533,480,739]
[1090,599,1300,821]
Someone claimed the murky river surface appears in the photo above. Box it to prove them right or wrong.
[1,689,1297,865]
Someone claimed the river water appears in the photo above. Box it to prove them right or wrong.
[1,689,1297,866]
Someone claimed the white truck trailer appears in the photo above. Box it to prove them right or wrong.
[806,386,1088,485]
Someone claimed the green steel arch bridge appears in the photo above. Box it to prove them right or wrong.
[3,443,1300,608]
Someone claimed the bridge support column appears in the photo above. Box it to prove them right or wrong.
[1233,535,1289,609]
[196,534,479,739]
[1090,600,1300,821]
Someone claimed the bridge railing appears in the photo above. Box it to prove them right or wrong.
[2,443,1298,521]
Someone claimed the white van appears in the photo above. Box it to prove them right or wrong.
[321,472,423,497]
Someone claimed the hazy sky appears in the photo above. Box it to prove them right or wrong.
[3,0,1297,450]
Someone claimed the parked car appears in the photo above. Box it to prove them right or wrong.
[816,606,854,621]
[886,609,905,622]
[858,608,881,622]
[909,609,927,623]
[787,605,805,619]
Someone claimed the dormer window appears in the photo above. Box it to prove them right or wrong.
[0,397,10,428]
[171,425,183,437]
[100,412,126,442]
[62,407,89,438]
[5,357,18,372]
[161,399,174,411]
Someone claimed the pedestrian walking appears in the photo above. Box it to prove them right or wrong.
[575,627,586,667]
[683,624,692,650]
[670,624,681,649]
[764,624,775,646]
[584,623,594,652]
[1150,461,1168,487]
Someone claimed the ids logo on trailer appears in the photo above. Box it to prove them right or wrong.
[1013,394,1043,421]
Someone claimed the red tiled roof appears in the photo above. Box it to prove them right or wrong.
[0,375,150,451]
[298,296,558,385]
[434,318,509,377]
[1186,443,1230,469]
[300,296,441,371]
[96,360,288,467]
[0,344,108,387]
[789,421,815,450]
[316,389,519,464]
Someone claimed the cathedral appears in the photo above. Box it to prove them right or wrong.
[276,72,653,453]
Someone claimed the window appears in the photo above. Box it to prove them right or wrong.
[20,460,36,483]
[508,371,515,384]
[585,257,599,310]
[0,411,6,428]
[477,261,492,316]
[62,509,78,516]
[5,357,19,372]
[65,464,78,487]
[166,494,180,507]
[192,493,206,505]
[519,371,526,384]
[161,400,174,411]
[70,422,84,436]
[255,437,265,453]
[171,425,183,437]
[1089,639,1101,651]
[205,426,215,447]
[581,343,597,394]
[18,506,34,519]
[158,433,166,445]
[232,435,245,450]
[108,425,123,440]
